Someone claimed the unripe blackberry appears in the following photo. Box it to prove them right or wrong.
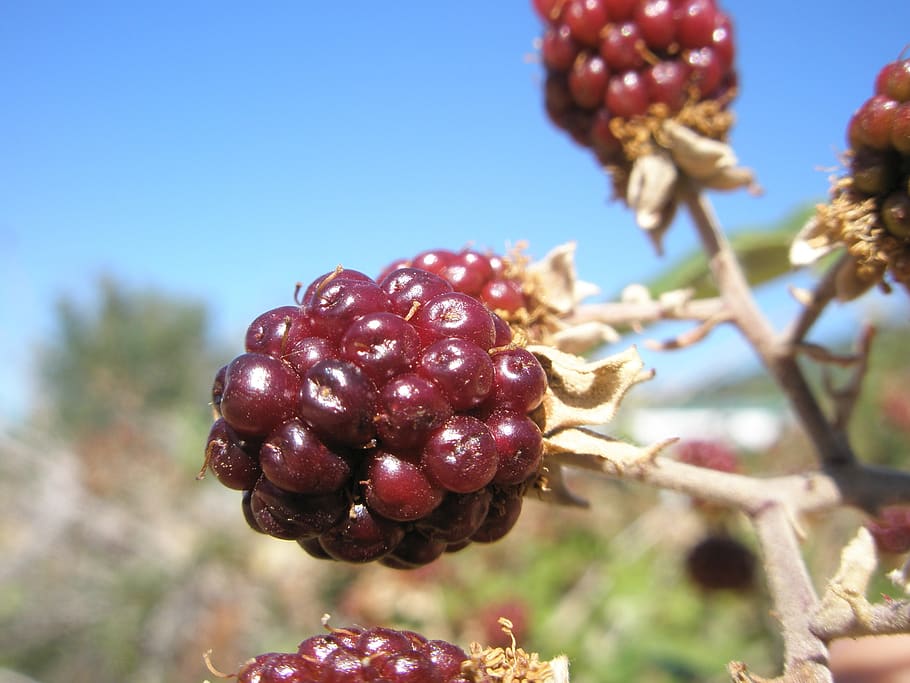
[202,266,547,567]
[531,0,738,167]
[803,51,910,297]
[685,534,756,592]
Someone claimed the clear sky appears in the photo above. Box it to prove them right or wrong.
[2,1,909,422]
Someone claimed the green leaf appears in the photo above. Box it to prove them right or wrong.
[643,204,816,298]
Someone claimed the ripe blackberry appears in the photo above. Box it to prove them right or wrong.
[531,0,738,168]
[218,621,558,683]
[378,245,579,350]
[225,624,473,683]
[202,266,547,566]
[800,51,910,297]
[684,534,756,592]
[381,248,533,322]
[674,440,738,513]
[674,439,738,473]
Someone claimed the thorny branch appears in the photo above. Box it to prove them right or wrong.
[811,528,910,642]
[675,184,909,681]
[680,180,856,468]
[783,253,844,346]
[548,179,910,681]
[568,295,726,330]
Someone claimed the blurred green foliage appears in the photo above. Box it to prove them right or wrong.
[641,205,815,299]
[38,275,229,436]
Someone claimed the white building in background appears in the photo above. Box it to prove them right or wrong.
[627,406,786,452]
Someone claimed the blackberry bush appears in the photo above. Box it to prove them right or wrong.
[202,267,547,567]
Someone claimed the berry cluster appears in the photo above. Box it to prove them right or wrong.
[232,625,474,682]
[532,0,737,166]
[204,267,547,567]
[847,56,910,239]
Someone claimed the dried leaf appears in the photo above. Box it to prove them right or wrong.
[529,345,653,434]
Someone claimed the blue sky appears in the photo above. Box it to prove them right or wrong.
[2,1,909,422]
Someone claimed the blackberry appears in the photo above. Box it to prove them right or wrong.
[674,439,738,474]
[202,267,546,566]
[685,534,756,592]
[379,242,617,355]
[799,51,910,297]
[217,621,558,683]
[674,440,739,513]
[381,248,532,321]
[378,246,565,349]
[226,625,473,683]
[866,505,910,555]
[531,0,738,168]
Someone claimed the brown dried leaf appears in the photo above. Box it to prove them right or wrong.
[529,345,653,434]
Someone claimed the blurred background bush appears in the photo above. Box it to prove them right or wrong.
[1,277,907,683]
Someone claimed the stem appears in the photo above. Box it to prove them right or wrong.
[751,503,828,673]
[568,297,726,328]
[782,254,843,346]
[680,182,855,466]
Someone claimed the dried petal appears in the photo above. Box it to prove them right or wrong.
[834,253,881,301]
[790,216,837,267]
[627,151,678,232]
[550,321,620,355]
[527,242,599,315]
[661,119,756,191]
